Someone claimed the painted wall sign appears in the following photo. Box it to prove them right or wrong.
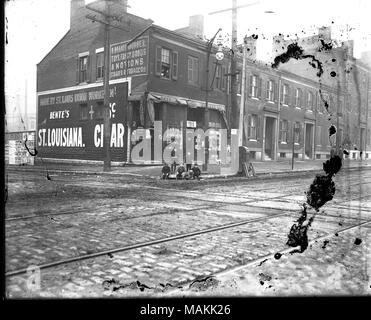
[5,132,35,165]
[37,82,128,161]
[110,36,148,79]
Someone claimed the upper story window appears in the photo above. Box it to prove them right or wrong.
[161,48,170,78]
[295,88,302,108]
[266,80,276,102]
[282,84,290,105]
[78,54,89,83]
[250,75,258,98]
[155,46,178,80]
[188,56,199,85]
[307,91,314,111]
[96,49,104,80]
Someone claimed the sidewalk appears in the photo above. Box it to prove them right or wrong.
[6,158,371,179]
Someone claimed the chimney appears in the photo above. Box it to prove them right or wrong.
[244,35,257,60]
[70,0,85,29]
[189,15,204,38]
[318,26,331,41]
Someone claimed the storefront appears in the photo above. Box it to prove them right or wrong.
[127,91,228,164]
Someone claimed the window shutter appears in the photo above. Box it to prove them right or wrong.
[256,115,261,141]
[172,51,178,80]
[292,88,297,106]
[86,55,91,83]
[278,120,282,142]
[155,46,162,76]
[303,91,307,109]
[222,66,226,91]
[76,56,80,84]
[300,123,304,145]
[247,114,251,138]
[266,81,270,100]
[248,75,253,97]
[258,77,263,99]
[274,81,278,102]
[280,84,283,103]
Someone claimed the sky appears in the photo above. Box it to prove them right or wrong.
[4,0,371,121]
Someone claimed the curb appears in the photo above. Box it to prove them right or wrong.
[6,163,371,181]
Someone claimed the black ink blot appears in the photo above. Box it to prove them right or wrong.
[274,252,282,259]
[329,125,336,137]
[322,240,329,249]
[323,155,342,176]
[330,71,336,77]
[272,43,324,77]
[354,238,362,245]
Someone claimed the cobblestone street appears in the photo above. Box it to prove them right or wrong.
[5,161,371,297]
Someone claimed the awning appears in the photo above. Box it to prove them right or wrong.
[128,93,144,101]
[147,92,226,112]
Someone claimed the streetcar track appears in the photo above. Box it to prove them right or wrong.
[6,181,370,223]
[5,211,291,277]
[206,219,371,281]
[5,189,300,222]
[6,212,371,278]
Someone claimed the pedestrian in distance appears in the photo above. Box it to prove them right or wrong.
[161,164,171,179]
[191,165,201,180]
[176,164,185,180]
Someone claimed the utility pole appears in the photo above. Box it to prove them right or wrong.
[204,28,222,130]
[230,0,238,130]
[209,1,259,130]
[103,0,111,171]
[291,125,295,170]
[86,0,130,171]
[238,35,247,146]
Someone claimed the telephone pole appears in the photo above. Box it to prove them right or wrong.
[209,1,259,130]
[86,0,129,171]
[103,1,111,171]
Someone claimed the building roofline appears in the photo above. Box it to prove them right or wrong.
[37,29,71,66]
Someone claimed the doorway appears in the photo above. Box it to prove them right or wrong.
[305,123,314,159]
[264,117,276,160]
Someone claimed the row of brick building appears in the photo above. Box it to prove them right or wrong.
[36,0,371,169]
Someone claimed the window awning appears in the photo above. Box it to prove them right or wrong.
[147,92,226,112]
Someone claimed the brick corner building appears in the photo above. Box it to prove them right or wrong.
[36,0,371,168]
